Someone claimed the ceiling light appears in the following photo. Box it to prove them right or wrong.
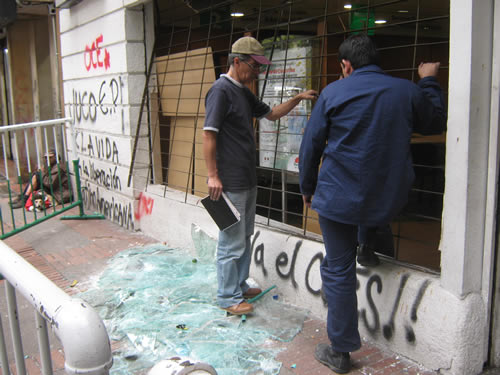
[398,10,409,13]
[375,19,387,24]
[231,12,244,17]
[344,4,352,9]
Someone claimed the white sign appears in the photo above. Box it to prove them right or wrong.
[258,40,312,172]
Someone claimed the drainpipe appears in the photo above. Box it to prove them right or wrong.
[0,241,113,375]
[4,37,16,160]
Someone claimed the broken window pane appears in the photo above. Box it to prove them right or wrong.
[77,245,309,375]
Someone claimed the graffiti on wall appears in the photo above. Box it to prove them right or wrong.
[135,193,154,220]
[69,77,124,125]
[85,34,111,71]
[75,130,120,163]
[79,158,122,191]
[64,29,135,230]
[251,230,432,344]
[81,181,133,229]
[74,127,132,227]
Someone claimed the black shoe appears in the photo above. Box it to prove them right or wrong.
[357,244,380,267]
[314,343,351,374]
[9,195,25,209]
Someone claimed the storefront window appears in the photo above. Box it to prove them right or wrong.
[148,0,449,272]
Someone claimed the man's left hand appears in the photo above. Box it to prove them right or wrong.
[418,62,440,79]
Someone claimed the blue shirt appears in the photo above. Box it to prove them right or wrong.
[204,74,271,190]
[299,65,446,226]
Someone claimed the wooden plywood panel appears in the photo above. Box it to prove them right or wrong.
[167,117,195,190]
[156,47,216,116]
[304,207,321,235]
[167,116,207,197]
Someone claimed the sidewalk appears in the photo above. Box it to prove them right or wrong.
[1,203,440,375]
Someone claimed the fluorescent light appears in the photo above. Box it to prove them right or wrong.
[344,4,352,9]
[398,9,409,13]
[375,19,387,24]
[231,12,244,17]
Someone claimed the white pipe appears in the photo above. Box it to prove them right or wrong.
[0,241,113,375]
[0,117,73,133]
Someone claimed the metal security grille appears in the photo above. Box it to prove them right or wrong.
[131,0,449,272]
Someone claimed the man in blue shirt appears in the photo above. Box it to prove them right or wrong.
[203,36,317,316]
[299,34,446,373]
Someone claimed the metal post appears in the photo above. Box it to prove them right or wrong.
[5,282,26,375]
[0,313,11,375]
[35,311,53,375]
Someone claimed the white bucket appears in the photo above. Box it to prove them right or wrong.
[148,356,218,375]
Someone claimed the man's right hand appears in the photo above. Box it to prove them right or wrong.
[302,194,312,208]
[207,176,223,201]
[418,62,440,79]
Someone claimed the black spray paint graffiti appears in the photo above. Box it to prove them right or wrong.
[405,279,431,343]
[75,132,120,163]
[252,230,431,345]
[79,158,122,191]
[69,77,124,123]
[81,182,133,229]
[252,234,323,293]
[305,252,324,296]
[252,232,267,277]
[275,240,301,288]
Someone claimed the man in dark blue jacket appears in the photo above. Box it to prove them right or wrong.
[299,34,446,373]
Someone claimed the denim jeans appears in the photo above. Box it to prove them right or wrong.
[319,215,362,353]
[216,187,257,308]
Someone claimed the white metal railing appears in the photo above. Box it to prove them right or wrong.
[0,240,113,375]
[0,117,74,181]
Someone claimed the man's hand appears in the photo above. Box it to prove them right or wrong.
[266,89,319,121]
[418,62,440,79]
[297,89,319,100]
[302,194,312,208]
[207,175,223,201]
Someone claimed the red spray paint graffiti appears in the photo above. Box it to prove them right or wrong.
[84,34,111,71]
[135,193,154,220]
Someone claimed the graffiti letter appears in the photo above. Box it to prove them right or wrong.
[359,274,382,335]
[305,252,323,295]
[275,240,301,288]
[383,273,409,340]
[99,80,109,115]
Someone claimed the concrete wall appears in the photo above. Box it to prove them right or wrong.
[59,0,151,229]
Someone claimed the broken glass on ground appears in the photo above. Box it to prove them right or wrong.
[77,244,309,375]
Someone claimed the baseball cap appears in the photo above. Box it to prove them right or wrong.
[231,36,272,65]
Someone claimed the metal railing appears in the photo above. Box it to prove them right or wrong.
[0,240,113,375]
[0,118,104,240]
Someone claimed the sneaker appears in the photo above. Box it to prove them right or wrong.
[314,343,351,374]
[222,301,253,315]
[243,288,262,299]
[357,244,380,267]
